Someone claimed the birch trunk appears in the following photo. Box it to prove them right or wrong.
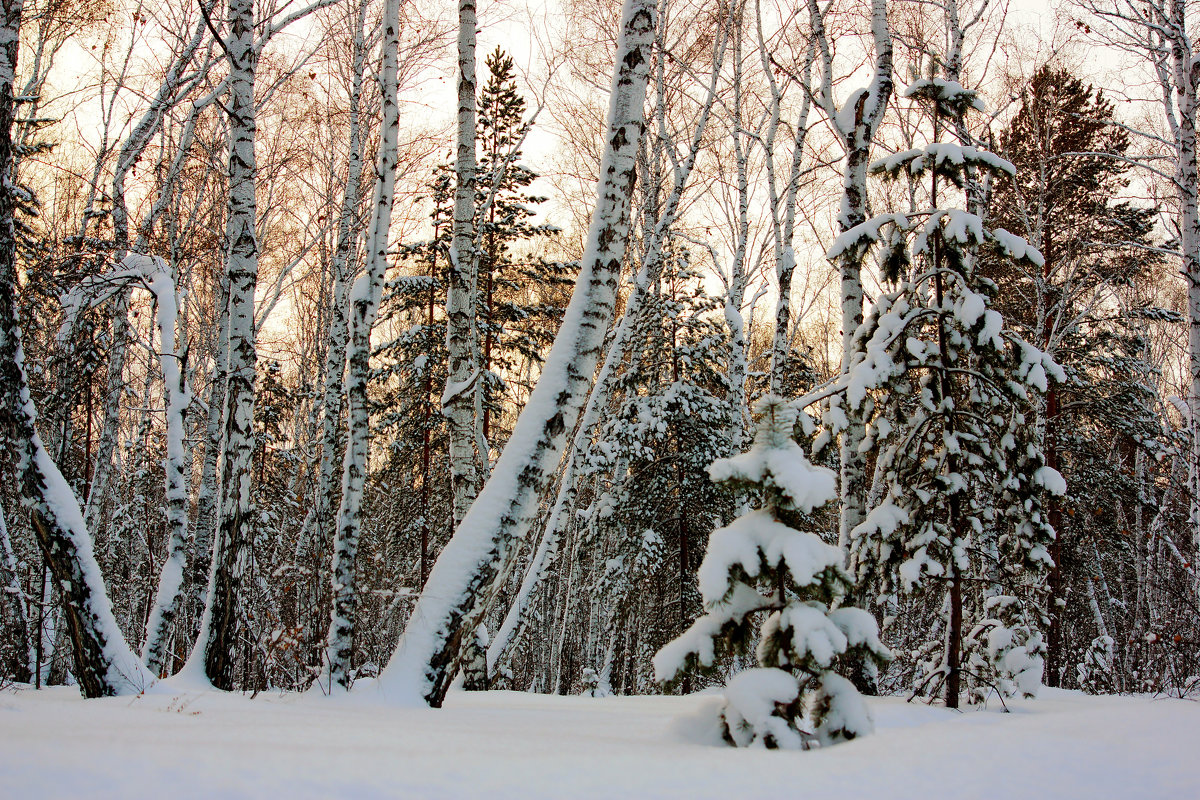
[323,0,401,691]
[724,7,751,453]
[0,498,34,681]
[0,1,152,695]
[200,0,260,690]
[1169,3,1200,557]
[379,0,656,706]
[485,14,731,673]
[809,0,893,551]
[444,0,482,528]
[141,260,191,676]
[295,0,368,568]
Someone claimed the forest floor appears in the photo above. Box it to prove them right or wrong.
[0,681,1195,798]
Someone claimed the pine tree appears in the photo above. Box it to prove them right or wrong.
[836,78,1064,708]
[983,65,1169,687]
[474,47,571,448]
[654,397,890,749]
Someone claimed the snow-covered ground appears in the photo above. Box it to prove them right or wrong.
[1,684,1194,799]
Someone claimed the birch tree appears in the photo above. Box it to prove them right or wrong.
[196,0,263,690]
[487,6,732,679]
[444,0,484,528]
[807,0,893,556]
[0,0,152,696]
[1077,0,1200,583]
[379,0,658,707]
[323,0,401,692]
[295,0,371,574]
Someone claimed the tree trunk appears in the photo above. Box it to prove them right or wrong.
[444,0,482,528]
[200,0,260,690]
[379,0,656,707]
[322,0,401,692]
[296,0,369,572]
[0,499,34,681]
[142,261,191,676]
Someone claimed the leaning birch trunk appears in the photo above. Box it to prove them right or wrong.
[378,0,656,707]
[486,13,730,675]
[81,8,205,544]
[808,0,892,551]
[198,0,260,690]
[0,3,152,696]
[444,0,482,527]
[322,0,401,692]
[295,0,369,568]
[141,259,192,676]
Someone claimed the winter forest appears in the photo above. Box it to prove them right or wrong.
[1,0,1198,795]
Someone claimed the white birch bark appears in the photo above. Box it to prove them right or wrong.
[379,0,657,706]
[486,14,731,674]
[444,0,483,528]
[295,0,369,569]
[140,258,192,677]
[0,0,152,696]
[808,0,893,550]
[0,498,34,681]
[723,5,752,453]
[199,0,261,690]
[322,0,401,692]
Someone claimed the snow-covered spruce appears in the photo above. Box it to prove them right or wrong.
[654,397,890,749]
[577,256,734,694]
[835,78,1062,708]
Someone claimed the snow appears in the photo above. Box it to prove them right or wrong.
[902,78,987,112]
[1,687,1195,799]
[764,603,847,668]
[812,672,874,744]
[871,144,1014,178]
[825,212,908,261]
[721,668,802,749]
[1033,466,1067,496]
[697,511,844,602]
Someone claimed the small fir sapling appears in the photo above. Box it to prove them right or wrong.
[653,396,891,749]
